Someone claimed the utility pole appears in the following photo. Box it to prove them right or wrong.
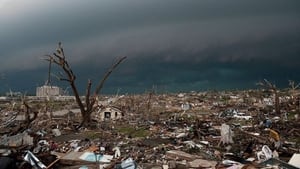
[146,90,153,121]
[43,56,54,86]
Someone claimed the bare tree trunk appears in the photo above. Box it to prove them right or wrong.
[45,43,126,129]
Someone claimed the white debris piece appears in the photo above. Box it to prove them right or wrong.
[113,146,121,158]
[220,123,234,144]
[52,129,61,137]
[288,154,300,168]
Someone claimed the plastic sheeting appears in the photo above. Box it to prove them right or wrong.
[115,158,137,169]
[79,152,113,163]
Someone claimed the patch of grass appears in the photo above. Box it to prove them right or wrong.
[84,131,102,140]
[116,126,149,138]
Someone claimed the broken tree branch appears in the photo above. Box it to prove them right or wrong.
[94,56,127,96]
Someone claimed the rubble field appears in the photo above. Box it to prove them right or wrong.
[1,90,300,169]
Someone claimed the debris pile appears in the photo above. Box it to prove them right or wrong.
[1,90,300,168]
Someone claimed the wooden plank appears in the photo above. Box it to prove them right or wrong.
[46,158,60,169]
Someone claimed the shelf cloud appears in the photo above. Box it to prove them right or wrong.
[1,0,300,93]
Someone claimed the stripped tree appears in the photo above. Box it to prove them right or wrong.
[256,79,280,114]
[44,42,126,128]
[288,80,300,102]
[288,80,300,113]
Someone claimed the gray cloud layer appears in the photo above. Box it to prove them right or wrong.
[1,0,300,93]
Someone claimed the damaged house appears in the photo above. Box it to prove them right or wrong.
[97,106,123,121]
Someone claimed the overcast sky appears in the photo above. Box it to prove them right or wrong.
[1,0,300,94]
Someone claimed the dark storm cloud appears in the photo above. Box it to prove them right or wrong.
[0,0,300,93]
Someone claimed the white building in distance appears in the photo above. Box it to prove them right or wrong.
[36,85,63,97]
